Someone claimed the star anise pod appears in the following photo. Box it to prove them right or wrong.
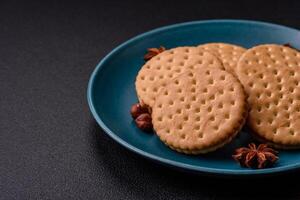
[283,43,300,51]
[232,143,279,169]
[144,46,166,61]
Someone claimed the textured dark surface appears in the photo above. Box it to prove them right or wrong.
[1,1,300,199]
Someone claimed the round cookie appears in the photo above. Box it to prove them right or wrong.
[135,46,224,108]
[198,43,246,76]
[152,67,248,154]
[236,44,300,149]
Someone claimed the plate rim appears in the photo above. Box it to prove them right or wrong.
[87,19,300,176]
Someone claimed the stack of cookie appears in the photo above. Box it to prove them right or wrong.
[135,43,300,154]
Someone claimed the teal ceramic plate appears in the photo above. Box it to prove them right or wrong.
[88,20,300,176]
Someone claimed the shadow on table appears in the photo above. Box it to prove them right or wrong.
[89,119,300,199]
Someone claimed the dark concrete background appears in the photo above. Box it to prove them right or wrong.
[1,1,300,199]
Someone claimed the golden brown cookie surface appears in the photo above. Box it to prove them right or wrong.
[198,43,246,76]
[152,67,247,154]
[135,46,224,108]
[237,44,300,148]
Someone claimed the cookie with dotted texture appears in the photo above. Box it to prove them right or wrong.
[237,44,300,149]
[152,67,248,154]
[198,43,246,76]
[135,46,224,108]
